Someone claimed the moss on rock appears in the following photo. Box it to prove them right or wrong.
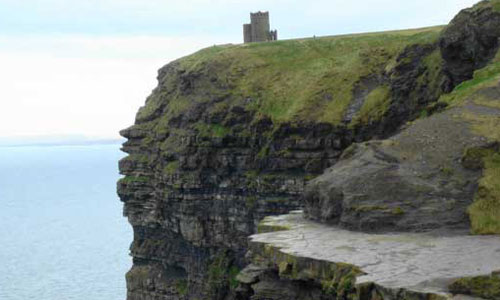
[449,272,500,299]
[118,176,150,185]
[320,263,361,298]
[468,151,500,234]
[206,251,241,296]
[351,85,392,125]
[163,161,180,175]
[248,239,363,299]
[175,279,188,296]
[257,223,291,234]
[472,0,500,12]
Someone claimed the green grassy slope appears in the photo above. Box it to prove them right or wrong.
[438,1,500,235]
[472,0,500,12]
[174,26,443,125]
[438,50,500,234]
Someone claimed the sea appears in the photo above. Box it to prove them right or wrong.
[0,144,132,300]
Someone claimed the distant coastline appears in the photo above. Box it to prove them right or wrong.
[0,136,124,147]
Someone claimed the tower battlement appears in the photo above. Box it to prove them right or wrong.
[250,11,269,17]
[243,11,278,43]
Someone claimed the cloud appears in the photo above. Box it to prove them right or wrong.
[0,0,479,37]
[0,34,228,138]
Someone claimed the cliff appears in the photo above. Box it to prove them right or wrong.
[117,1,500,299]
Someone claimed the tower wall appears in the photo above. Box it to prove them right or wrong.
[250,12,270,42]
[243,24,252,43]
[243,11,277,43]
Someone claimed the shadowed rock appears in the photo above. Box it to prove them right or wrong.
[440,1,500,89]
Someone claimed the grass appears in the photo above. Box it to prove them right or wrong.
[471,0,500,12]
[353,205,388,212]
[319,263,361,297]
[175,26,443,125]
[257,223,291,234]
[351,85,391,125]
[120,154,150,165]
[257,242,361,297]
[461,113,500,142]
[175,279,188,296]
[435,44,500,234]
[468,152,500,234]
[118,176,150,184]
[419,110,429,118]
[474,94,500,109]
[136,94,164,122]
[391,207,405,215]
[207,251,241,294]
[164,161,180,175]
[419,48,446,102]
[449,273,500,299]
[228,266,241,290]
[458,110,500,235]
[193,123,230,138]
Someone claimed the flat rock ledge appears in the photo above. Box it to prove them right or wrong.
[239,211,500,299]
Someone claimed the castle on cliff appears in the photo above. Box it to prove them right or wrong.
[243,11,278,43]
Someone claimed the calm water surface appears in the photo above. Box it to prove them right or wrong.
[0,144,131,300]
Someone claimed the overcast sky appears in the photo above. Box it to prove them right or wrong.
[0,0,479,139]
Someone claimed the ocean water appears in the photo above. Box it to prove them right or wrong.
[0,144,132,300]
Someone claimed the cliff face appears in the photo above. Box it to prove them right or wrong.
[117,2,500,299]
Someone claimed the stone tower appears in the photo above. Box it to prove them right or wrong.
[243,11,278,43]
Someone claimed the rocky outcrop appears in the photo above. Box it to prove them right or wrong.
[118,1,500,299]
[439,0,500,89]
[303,101,495,232]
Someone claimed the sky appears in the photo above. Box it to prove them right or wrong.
[0,0,479,139]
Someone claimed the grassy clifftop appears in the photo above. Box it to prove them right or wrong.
[138,26,443,129]
[179,26,443,124]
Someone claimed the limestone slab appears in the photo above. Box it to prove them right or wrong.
[250,211,500,295]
